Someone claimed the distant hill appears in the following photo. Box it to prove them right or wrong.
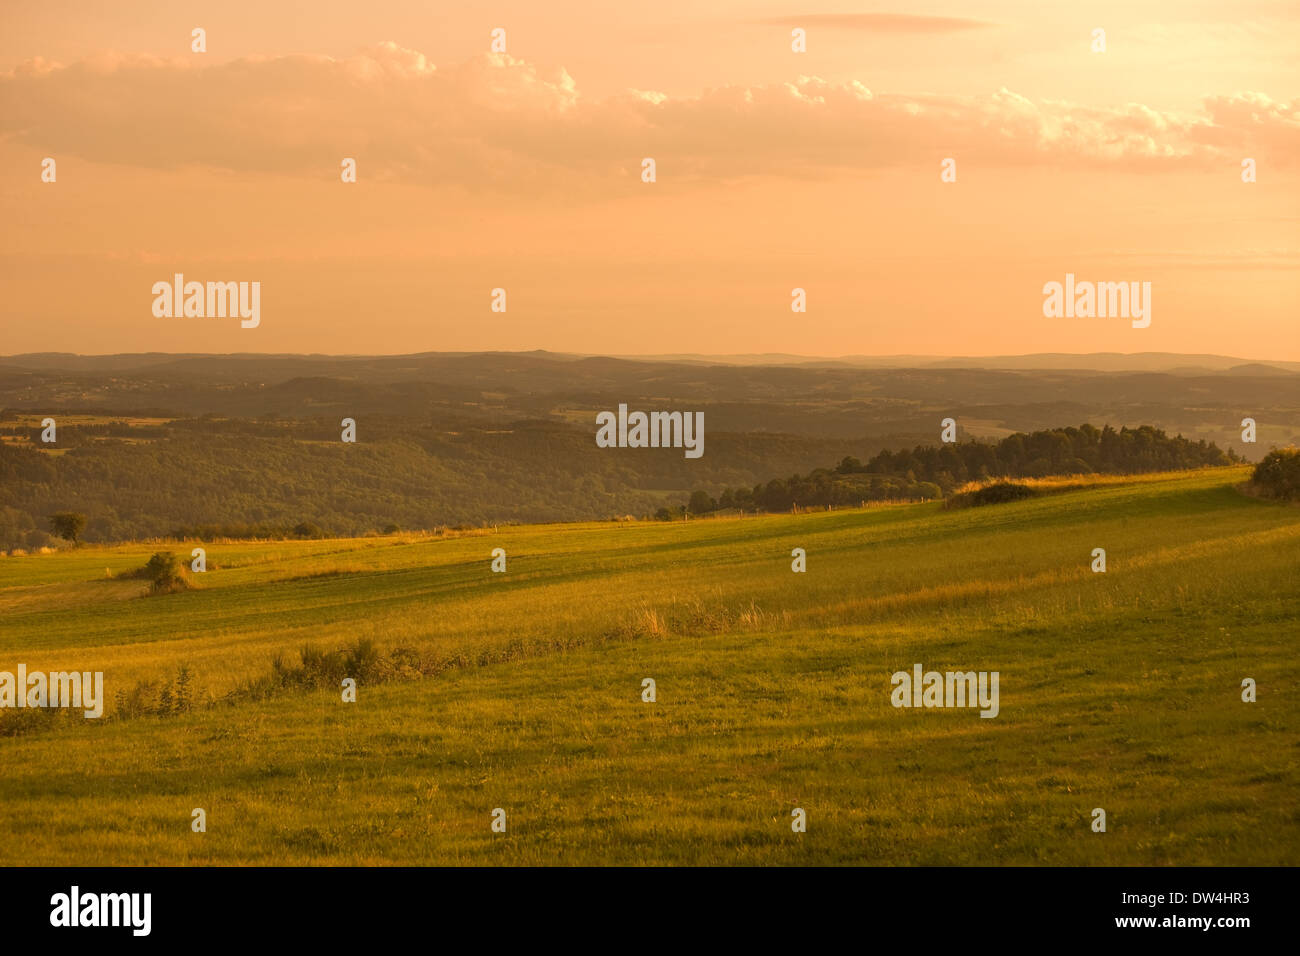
[1225,363,1299,376]
[631,352,1300,373]
[1,352,1297,547]
[5,350,1300,374]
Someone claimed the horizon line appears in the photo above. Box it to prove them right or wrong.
[2,348,1299,369]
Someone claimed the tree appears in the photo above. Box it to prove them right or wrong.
[1251,447,1300,501]
[48,512,87,545]
[140,551,188,592]
[687,490,716,514]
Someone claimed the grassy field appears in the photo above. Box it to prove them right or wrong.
[0,465,1296,865]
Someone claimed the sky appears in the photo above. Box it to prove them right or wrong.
[1,1,1297,358]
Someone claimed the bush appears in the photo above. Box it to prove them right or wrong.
[267,639,390,690]
[345,638,382,680]
[945,482,1038,509]
[971,482,1038,505]
[135,551,190,593]
[1250,447,1300,501]
[48,512,87,544]
[113,665,199,719]
[912,481,943,500]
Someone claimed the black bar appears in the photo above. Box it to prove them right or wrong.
[0,866,1281,942]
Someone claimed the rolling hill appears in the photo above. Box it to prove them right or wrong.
[0,466,1295,865]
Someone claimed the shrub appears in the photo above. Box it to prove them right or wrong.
[267,639,385,691]
[112,665,199,718]
[344,638,382,682]
[971,482,1038,505]
[912,481,943,500]
[131,551,190,593]
[48,512,87,544]
[1250,447,1300,501]
[945,482,1038,509]
[0,705,65,737]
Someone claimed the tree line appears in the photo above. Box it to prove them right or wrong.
[685,424,1240,514]
[0,420,1248,546]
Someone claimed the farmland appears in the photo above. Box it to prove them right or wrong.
[0,466,1296,865]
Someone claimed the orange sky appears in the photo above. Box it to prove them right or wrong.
[1,1,1297,358]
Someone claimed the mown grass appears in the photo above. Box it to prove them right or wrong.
[0,466,1296,864]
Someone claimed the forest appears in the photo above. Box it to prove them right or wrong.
[687,425,1239,514]
[0,415,873,547]
[0,417,1241,548]
[0,351,1288,547]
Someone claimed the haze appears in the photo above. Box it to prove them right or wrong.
[1,1,1296,358]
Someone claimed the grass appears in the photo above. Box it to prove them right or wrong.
[0,465,1296,864]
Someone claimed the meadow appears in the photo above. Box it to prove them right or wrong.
[0,465,1296,865]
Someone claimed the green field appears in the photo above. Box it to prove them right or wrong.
[0,466,1296,865]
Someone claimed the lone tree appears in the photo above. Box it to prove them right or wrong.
[687,490,717,514]
[48,512,87,545]
[1251,447,1300,501]
[140,551,188,593]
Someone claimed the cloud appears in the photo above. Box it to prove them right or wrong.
[1,44,1293,190]
[753,13,995,33]
[1192,92,1300,152]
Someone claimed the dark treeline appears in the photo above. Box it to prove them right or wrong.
[687,424,1239,514]
[0,421,169,443]
[0,416,877,548]
[0,418,1243,547]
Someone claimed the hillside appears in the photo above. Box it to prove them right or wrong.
[0,466,1296,865]
[0,418,1239,545]
[4,351,1298,547]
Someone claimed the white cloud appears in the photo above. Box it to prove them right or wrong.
[1,44,1293,190]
